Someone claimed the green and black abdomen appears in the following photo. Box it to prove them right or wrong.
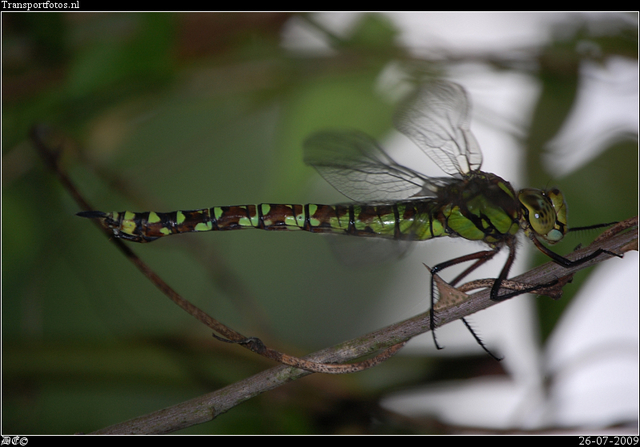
[79,202,444,243]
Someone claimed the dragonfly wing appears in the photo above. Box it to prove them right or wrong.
[394,81,483,176]
[304,130,441,202]
[322,233,415,267]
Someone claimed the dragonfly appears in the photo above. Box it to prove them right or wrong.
[78,81,617,358]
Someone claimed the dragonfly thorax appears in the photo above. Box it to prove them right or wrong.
[435,171,521,245]
[518,187,568,245]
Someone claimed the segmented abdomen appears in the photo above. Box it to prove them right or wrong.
[78,202,448,243]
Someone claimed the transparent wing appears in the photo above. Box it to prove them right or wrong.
[393,81,483,176]
[322,233,415,267]
[303,130,450,203]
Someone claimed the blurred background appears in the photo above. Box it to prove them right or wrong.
[2,12,637,434]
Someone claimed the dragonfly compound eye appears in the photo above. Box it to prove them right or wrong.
[518,188,562,242]
[547,188,568,227]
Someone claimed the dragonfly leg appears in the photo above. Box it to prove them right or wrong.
[490,278,561,302]
[461,318,503,361]
[488,237,518,302]
[487,237,559,302]
[429,247,501,353]
[531,237,622,268]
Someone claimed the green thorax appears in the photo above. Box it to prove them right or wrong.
[432,171,521,245]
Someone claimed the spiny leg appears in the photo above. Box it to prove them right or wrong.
[461,318,503,361]
[429,247,501,354]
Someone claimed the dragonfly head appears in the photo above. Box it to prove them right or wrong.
[518,187,568,244]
